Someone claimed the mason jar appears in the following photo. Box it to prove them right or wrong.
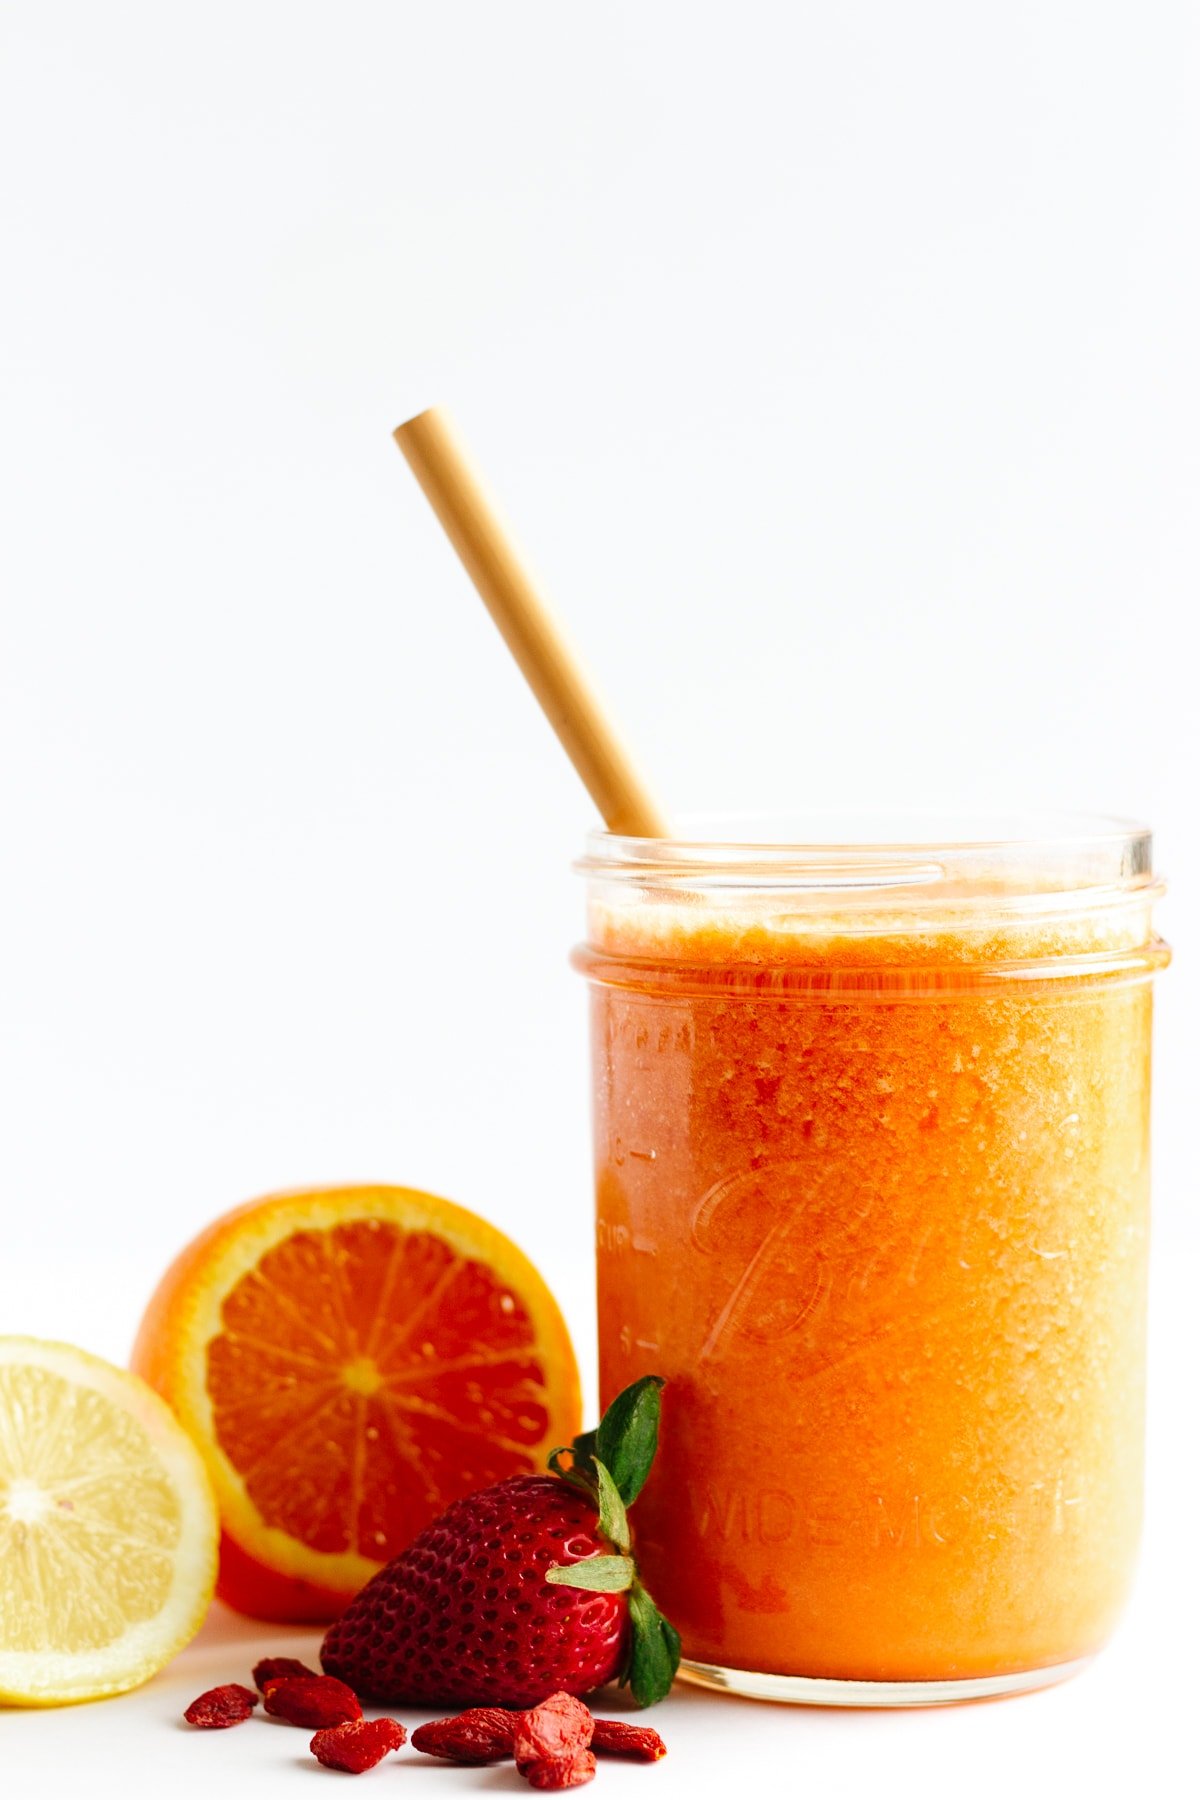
[574,816,1169,1705]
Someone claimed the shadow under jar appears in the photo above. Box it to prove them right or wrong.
[573,816,1169,1705]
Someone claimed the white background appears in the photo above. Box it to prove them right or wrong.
[1,2,1196,1793]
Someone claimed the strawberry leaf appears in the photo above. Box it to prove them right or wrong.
[624,1582,682,1707]
[571,1426,599,1466]
[547,1446,598,1502]
[545,1555,634,1593]
[593,1456,630,1553]
[595,1376,665,1506]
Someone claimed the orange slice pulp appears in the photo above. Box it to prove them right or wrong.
[131,1186,581,1622]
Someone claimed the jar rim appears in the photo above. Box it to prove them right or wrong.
[577,811,1155,895]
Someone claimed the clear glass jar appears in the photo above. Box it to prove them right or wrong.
[574,815,1169,1705]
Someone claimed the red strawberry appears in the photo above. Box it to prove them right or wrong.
[321,1377,679,1711]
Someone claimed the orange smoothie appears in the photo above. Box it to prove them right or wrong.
[576,825,1167,1697]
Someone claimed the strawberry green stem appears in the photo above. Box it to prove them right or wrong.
[545,1376,681,1708]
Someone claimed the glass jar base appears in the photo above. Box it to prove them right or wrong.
[678,1654,1094,1707]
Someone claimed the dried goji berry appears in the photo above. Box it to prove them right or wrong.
[183,1683,259,1728]
[514,1692,594,1768]
[309,1718,407,1773]
[591,1719,667,1761]
[262,1673,362,1728]
[252,1655,318,1691]
[411,1708,518,1763]
[521,1751,597,1790]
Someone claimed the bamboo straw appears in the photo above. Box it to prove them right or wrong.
[394,407,668,838]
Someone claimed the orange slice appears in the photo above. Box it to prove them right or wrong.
[131,1186,580,1622]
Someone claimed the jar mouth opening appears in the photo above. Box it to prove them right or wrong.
[577,811,1155,897]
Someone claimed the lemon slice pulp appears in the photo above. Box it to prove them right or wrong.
[0,1337,218,1704]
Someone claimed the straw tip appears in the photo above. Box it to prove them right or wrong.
[393,406,445,446]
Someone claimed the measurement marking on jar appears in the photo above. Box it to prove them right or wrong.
[597,1223,661,1258]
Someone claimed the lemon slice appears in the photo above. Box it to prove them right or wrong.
[0,1337,218,1704]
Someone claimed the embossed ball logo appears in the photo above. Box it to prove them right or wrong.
[690,1160,847,1363]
